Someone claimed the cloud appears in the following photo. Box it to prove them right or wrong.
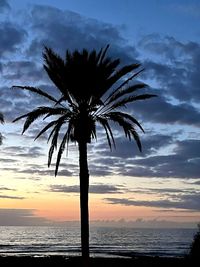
[139,34,200,103]
[96,133,174,158]
[25,4,137,62]
[170,3,200,18]
[50,184,123,194]
[89,165,113,176]
[0,186,15,191]
[0,0,10,12]
[132,94,200,126]
[129,187,197,195]
[2,61,45,82]
[192,180,200,185]
[17,166,72,177]
[0,158,17,163]
[0,194,24,199]
[0,209,51,225]
[105,192,200,211]
[127,139,200,179]
[3,145,44,158]
[0,186,23,199]
[174,139,200,157]
[0,22,27,57]
[0,3,199,186]
[93,138,200,179]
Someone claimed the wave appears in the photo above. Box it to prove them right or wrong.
[0,226,195,257]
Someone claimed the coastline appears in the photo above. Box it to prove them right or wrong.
[0,255,193,267]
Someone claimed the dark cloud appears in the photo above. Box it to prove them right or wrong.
[192,180,200,185]
[93,133,174,174]
[93,137,200,179]
[174,139,200,157]
[26,5,137,63]
[89,165,113,176]
[126,139,200,179]
[2,61,45,82]
[0,208,50,225]
[0,194,24,199]
[0,158,17,162]
[50,184,123,194]
[0,186,15,191]
[132,95,200,126]
[139,34,185,61]
[105,192,200,211]
[139,34,200,103]
[129,187,197,195]
[0,22,27,57]
[17,166,72,177]
[4,145,44,158]
[95,133,173,160]
[0,0,10,12]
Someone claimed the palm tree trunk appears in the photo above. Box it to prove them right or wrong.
[78,141,90,266]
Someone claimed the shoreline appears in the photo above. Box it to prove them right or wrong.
[0,254,194,267]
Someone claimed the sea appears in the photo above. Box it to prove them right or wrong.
[0,226,197,258]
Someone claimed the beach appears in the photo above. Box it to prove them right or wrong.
[0,255,195,267]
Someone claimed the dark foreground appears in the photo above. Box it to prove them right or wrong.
[0,255,198,267]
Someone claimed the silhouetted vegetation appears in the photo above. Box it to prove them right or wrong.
[12,45,156,266]
[189,223,200,261]
[0,255,190,267]
[0,112,4,145]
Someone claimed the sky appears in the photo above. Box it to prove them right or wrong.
[0,0,200,227]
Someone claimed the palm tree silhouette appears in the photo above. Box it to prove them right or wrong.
[0,112,4,145]
[12,45,156,265]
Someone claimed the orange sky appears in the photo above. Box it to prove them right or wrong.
[1,165,200,226]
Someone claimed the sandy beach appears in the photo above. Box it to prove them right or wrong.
[0,255,195,267]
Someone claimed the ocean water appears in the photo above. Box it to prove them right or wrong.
[0,226,197,258]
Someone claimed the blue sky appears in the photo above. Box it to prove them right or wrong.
[0,0,200,226]
[9,0,200,42]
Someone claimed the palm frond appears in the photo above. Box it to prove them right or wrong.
[111,68,144,92]
[91,121,97,140]
[13,106,58,134]
[106,94,157,112]
[43,46,65,73]
[55,131,69,176]
[0,133,3,146]
[48,118,66,167]
[43,47,74,104]
[130,128,142,152]
[47,114,69,143]
[12,45,156,178]
[106,111,144,133]
[108,114,142,152]
[96,117,115,150]
[43,107,71,120]
[34,120,59,141]
[12,86,59,104]
[99,44,110,64]
[48,144,55,168]
[105,63,141,89]
[107,83,147,105]
[0,113,4,123]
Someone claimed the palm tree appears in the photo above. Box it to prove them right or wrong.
[0,112,4,145]
[189,223,200,261]
[12,45,156,265]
